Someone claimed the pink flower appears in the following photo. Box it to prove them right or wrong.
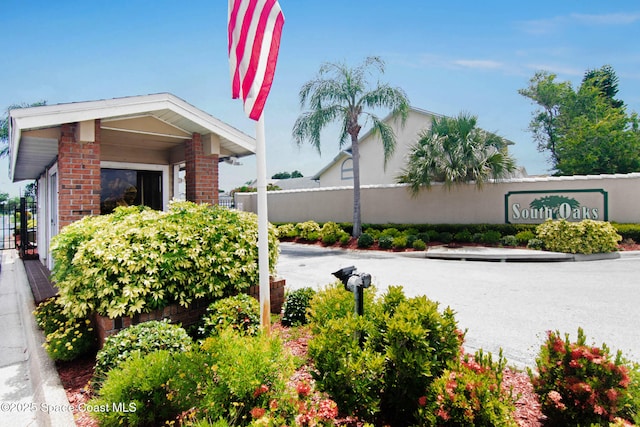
[317,399,338,420]
[548,390,566,410]
[250,407,266,419]
[253,384,269,398]
[295,380,312,397]
[417,396,427,407]
[436,407,450,421]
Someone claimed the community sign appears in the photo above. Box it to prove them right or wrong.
[504,189,608,224]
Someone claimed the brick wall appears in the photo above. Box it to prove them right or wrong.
[185,132,219,204]
[94,278,286,347]
[57,121,101,228]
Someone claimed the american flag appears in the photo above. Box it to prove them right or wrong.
[228,0,284,121]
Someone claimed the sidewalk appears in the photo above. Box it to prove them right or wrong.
[0,250,75,427]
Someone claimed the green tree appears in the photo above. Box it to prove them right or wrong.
[397,112,516,194]
[271,170,303,179]
[520,66,640,175]
[0,101,47,158]
[292,56,409,237]
[518,71,572,166]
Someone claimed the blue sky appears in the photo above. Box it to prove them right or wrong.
[2,0,640,196]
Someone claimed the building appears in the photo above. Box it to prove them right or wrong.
[312,107,525,187]
[8,93,255,269]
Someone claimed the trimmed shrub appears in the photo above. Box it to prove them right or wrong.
[34,297,69,335]
[276,223,298,239]
[320,222,349,245]
[529,328,640,426]
[296,220,321,241]
[417,231,431,244]
[412,239,427,251]
[308,285,463,426]
[392,235,408,249]
[453,230,473,243]
[51,202,279,319]
[536,219,622,254]
[378,235,394,249]
[381,227,401,238]
[94,320,193,386]
[515,230,536,245]
[500,235,518,247]
[89,350,200,427]
[438,231,453,244]
[200,294,260,337]
[527,238,545,250]
[281,287,316,327]
[481,230,502,245]
[357,232,375,248]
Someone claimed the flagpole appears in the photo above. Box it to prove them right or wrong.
[256,113,271,333]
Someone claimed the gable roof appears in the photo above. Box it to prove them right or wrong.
[311,106,441,180]
[9,93,255,181]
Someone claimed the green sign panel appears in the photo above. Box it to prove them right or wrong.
[504,189,608,224]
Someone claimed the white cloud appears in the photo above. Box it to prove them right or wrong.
[453,59,504,70]
[570,12,640,25]
[518,11,640,35]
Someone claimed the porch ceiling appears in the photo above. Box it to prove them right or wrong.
[9,93,256,181]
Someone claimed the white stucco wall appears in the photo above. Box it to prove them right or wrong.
[318,109,435,187]
[235,173,640,225]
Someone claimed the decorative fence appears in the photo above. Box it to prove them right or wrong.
[0,197,38,259]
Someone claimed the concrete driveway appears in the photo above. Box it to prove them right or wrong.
[276,242,640,369]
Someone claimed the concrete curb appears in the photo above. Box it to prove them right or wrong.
[401,246,627,262]
[14,255,75,427]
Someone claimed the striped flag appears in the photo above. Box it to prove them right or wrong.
[228,0,284,121]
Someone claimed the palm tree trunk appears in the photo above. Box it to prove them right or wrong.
[351,136,362,238]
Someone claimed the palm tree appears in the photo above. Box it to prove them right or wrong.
[292,57,409,237]
[397,112,516,195]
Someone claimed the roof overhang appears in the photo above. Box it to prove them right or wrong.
[9,93,256,181]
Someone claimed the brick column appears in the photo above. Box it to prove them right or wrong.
[185,132,219,204]
[57,121,101,228]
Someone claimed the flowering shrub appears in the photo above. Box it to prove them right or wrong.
[416,349,517,426]
[536,219,622,254]
[51,201,279,319]
[529,328,640,426]
[94,320,192,386]
[296,220,321,241]
[199,294,260,337]
[34,297,96,362]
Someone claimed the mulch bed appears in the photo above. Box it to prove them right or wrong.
[57,324,545,427]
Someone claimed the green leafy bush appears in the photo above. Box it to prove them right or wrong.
[527,238,545,250]
[34,297,96,362]
[378,235,394,249]
[43,318,96,362]
[381,227,401,238]
[51,202,279,319]
[89,350,200,427]
[438,231,453,244]
[193,329,295,424]
[529,328,640,426]
[515,230,536,245]
[412,239,427,251]
[417,350,517,426]
[307,285,463,426]
[454,230,473,243]
[320,221,349,245]
[94,320,193,385]
[296,220,321,241]
[481,230,502,245]
[363,227,382,240]
[392,235,408,249]
[357,232,375,248]
[276,223,298,239]
[199,294,260,337]
[613,223,640,243]
[34,297,68,335]
[500,235,518,247]
[417,231,431,244]
[536,219,622,254]
[281,287,316,327]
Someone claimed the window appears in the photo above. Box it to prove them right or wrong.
[101,168,163,214]
[341,158,354,181]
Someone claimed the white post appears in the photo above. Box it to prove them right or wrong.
[255,114,271,332]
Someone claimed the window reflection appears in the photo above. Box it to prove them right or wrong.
[101,169,138,214]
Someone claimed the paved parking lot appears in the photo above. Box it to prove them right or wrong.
[276,243,640,369]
